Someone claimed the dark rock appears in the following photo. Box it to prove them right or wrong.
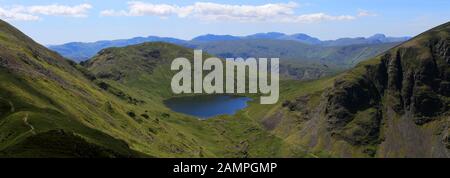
[413,89,443,118]
[97,82,109,90]
[127,111,136,118]
[362,147,377,157]
[444,134,450,149]
[141,114,150,119]
[161,113,170,118]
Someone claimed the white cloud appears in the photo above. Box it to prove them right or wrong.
[101,2,181,17]
[0,7,40,21]
[282,13,356,23]
[0,3,92,21]
[101,1,359,23]
[357,9,377,17]
[27,4,92,17]
[100,9,123,17]
[128,1,181,16]
[182,2,298,22]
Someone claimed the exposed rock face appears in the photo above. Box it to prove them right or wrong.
[326,25,449,149]
[283,22,450,157]
[445,133,450,149]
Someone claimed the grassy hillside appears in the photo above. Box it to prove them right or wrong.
[264,22,450,157]
[0,20,296,157]
[85,42,304,157]
[0,20,146,157]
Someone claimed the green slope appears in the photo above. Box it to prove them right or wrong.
[0,20,291,157]
[0,20,147,157]
[85,42,298,157]
[263,21,450,157]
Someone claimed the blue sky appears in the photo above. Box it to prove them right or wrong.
[1,0,449,45]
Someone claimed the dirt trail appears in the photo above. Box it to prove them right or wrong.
[23,113,36,135]
[309,153,319,158]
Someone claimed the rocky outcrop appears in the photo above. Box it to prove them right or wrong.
[445,133,450,149]
[329,24,448,138]
[283,22,450,157]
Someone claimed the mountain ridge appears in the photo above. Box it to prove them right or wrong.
[276,21,450,157]
[49,33,410,62]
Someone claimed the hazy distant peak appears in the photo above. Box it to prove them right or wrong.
[191,34,241,42]
[368,33,387,40]
[246,32,287,39]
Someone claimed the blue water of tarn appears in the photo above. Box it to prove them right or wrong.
[164,95,252,119]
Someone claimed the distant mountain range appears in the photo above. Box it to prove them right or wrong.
[190,32,409,45]
[49,32,410,62]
